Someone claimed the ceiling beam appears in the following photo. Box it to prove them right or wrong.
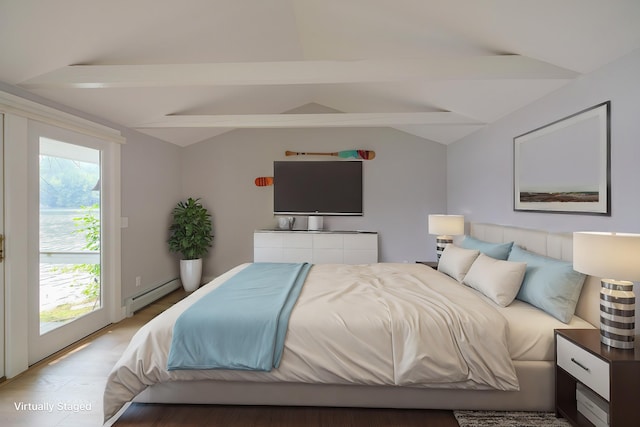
[134,112,484,128]
[20,56,577,89]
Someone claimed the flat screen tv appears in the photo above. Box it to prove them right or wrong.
[273,161,363,216]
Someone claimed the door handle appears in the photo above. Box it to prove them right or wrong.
[0,234,4,262]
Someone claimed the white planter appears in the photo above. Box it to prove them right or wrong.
[180,259,202,292]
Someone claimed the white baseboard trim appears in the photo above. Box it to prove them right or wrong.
[124,278,181,317]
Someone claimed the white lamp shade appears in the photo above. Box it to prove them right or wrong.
[573,231,640,281]
[428,215,464,236]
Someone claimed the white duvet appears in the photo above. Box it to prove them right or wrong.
[104,263,519,420]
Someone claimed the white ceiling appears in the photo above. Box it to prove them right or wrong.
[1,0,640,147]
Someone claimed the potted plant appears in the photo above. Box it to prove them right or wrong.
[168,197,213,291]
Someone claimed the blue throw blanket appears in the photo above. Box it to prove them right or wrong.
[167,262,311,371]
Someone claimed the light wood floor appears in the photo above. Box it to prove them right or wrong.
[0,290,459,426]
[0,289,188,426]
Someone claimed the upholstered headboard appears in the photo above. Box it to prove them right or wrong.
[468,223,600,327]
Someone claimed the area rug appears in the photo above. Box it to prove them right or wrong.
[454,411,571,427]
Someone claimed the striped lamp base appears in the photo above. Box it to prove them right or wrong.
[436,236,453,260]
[600,279,635,349]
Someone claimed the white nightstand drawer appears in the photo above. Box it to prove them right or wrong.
[313,233,344,249]
[557,335,610,400]
[313,248,343,264]
[344,233,377,250]
[282,248,313,262]
[254,247,283,262]
[282,233,313,248]
[254,232,283,248]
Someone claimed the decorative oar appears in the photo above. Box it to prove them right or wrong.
[285,150,376,160]
[254,177,274,187]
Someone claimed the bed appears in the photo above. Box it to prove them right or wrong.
[104,223,600,423]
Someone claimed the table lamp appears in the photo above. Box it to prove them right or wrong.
[573,231,640,349]
[428,215,464,260]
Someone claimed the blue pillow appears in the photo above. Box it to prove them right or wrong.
[460,236,513,260]
[508,245,586,323]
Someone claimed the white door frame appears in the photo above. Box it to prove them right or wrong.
[1,91,124,377]
[4,113,30,377]
[0,113,5,379]
[27,121,118,364]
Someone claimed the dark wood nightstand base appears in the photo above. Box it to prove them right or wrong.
[555,328,640,427]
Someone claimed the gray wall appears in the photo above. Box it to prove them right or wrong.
[448,47,640,234]
[120,130,182,301]
[182,104,447,278]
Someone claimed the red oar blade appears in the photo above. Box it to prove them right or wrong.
[254,176,274,187]
[356,150,375,160]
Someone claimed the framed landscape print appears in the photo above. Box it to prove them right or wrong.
[513,101,610,215]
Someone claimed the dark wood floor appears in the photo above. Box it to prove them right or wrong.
[115,404,459,427]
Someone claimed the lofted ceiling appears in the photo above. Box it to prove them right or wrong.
[1,0,640,147]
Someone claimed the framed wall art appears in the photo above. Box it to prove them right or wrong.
[513,101,610,215]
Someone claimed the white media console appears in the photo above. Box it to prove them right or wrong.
[254,230,378,264]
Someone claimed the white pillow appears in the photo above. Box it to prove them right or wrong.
[463,253,527,307]
[437,244,480,282]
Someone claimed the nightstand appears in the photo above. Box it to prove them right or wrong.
[416,261,438,269]
[555,329,640,427]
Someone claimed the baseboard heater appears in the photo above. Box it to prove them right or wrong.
[125,278,181,317]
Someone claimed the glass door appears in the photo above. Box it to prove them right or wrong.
[28,123,111,364]
[39,138,102,334]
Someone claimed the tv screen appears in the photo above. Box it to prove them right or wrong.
[273,161,363,216]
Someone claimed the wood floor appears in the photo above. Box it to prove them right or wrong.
[0,290,459,426]
[116,404,457,427]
